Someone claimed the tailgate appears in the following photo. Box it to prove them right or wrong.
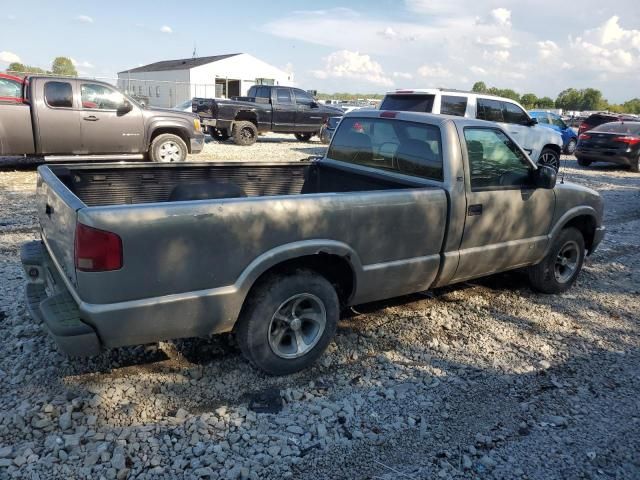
[36,166,85,288]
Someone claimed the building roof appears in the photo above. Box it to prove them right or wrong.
[119,53,242,74]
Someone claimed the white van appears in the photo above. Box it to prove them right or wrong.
[380,89,564,170]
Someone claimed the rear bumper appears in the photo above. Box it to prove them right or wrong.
[575,151,635,166]
[21,241,101,357]
[190,133,205,154]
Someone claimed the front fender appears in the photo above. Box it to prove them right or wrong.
[544,206,598,256]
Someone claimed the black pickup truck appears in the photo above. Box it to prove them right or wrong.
[193,85,343,146]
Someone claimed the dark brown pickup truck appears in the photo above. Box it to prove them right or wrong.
[0,75,204,162]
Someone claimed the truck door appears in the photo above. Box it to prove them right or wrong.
[271,88,296,132]
[293,89,323,132]
[451,126,555,283]
[79,82,144,154]
[33,79,82,154]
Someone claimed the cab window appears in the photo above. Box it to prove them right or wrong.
[294,89,315,106]
[0,77,22,100]
[275,88,292,104]
[464,127,533,190]
[551,115,567,128]
[476,98,504,122]
[503,102,529,125]
[81,83,125,110]
[440,95,467,116]
[44,81,73,108]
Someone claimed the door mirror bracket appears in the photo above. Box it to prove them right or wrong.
[535,165,557,189]
[117,100,133,115]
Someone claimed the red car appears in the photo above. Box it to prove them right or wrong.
[0,73,24,103]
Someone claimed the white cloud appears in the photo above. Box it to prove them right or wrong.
[393,71,413,79]
[537,40,559,59]
[70,58,95,69]
[469,65,487,76]
[311,50,392,86]
[490,8,511,28]
[475,35,513,49]
[7,14,16,20]
[160,25,173,34]
[0,51,21,64]
[483,49,510,63]
[417,64,451,78]
[379,27,397,39]
[76,15,93,23]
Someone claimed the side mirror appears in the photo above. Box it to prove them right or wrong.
[310,101,319,108]
[117,100,133,115]
[527,117,538,126]
[535,165,557,189]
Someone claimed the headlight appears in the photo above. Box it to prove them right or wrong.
[194,118,201,131]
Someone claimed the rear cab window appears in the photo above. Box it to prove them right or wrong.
[275,88,293,104]
[380,94,435,113]
[327,116,443,181]
[44,81,73,108]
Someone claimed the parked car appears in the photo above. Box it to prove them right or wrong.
[530,110,578,154]
[0,75,204,161]
[380,89,564,171]
[0,73,24,103]
[193,85,343,145]
[22,110,604,375]
[575,121,640,172]
[578,112,638,135]
[173,99,193,112]
[319,116,341,144]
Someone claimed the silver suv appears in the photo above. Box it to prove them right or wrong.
[381,88,564,171]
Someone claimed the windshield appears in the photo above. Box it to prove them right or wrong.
[380,94,435,113]
[327,116,443,181]
[174,100,192,110]
[592,122,640,135]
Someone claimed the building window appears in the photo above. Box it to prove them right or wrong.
[256,78,275,86]
[156,86,160,97]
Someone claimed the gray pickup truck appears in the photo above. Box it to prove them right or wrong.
[21,110,605,375]
[0,75,204,162]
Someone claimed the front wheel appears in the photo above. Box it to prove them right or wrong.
[236,270,339,375]
[294,133,313,142]
[209,127,230,142]
[149,134,188,162]
[537,148,561,172]
[528,227,585,294]
[564,138,577,155]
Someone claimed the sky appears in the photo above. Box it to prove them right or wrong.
[1,0,639,102]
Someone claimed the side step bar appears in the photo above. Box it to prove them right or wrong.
[43,154,145,162]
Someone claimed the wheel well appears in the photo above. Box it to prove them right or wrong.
[543,144,562,156]
[564,215,596,253]
[246,253,355,306]
[234,111,258,126]
[150,128,191,152]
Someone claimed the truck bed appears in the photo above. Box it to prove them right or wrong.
[50,161,425,207]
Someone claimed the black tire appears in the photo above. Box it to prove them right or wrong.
[576,157,592,167]
[294,133,313,142]
[564,138,577,155]
[236,270,339,375]
[149,133,188,162]
[232,121,258,146]
[528,227,585,294]
[209,127,230,142]
[537,147,561,172]
[630,155,640,173]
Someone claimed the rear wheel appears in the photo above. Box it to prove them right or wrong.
[209,127,230,142]
[528,227,585,294]
[232,121,257,146]
[294,133,313,142]
[564,138,577,155]
[537,148,560,172]
[631,155,640,173]
[577,157,592,167]
[149,134,188,162]
[236,270,339,375]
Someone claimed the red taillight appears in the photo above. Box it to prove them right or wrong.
[613,135,640,146]
[578,123,591,134]
[74,223,122,272]
[380,111,397,118]
[578,133,591,140]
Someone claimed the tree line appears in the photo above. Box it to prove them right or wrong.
[471,81,640,114]
[6,57,78,77]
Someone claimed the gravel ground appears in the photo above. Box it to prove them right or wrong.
[0,139,638,480]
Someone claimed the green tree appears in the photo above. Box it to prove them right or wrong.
[580,88,605,111]
[7,62,45,74]
[51,57,77,77]
[472,81,487,93]
[622,98,640,114]
[536,96,555,109]
[555,88,583,110]
[520,93,538,109]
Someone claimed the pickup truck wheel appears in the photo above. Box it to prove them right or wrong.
[232,121,257,146]
[294,133,313,142]
[537,148,560,172]
[209,128,230,142]
[528,227,585,294]
[150,134,188,162]
[236,270,339,375]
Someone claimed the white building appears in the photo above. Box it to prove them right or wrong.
[118,53,293,108]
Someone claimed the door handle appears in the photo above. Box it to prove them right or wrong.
[467,204,483,216]
[83,115,99,121]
